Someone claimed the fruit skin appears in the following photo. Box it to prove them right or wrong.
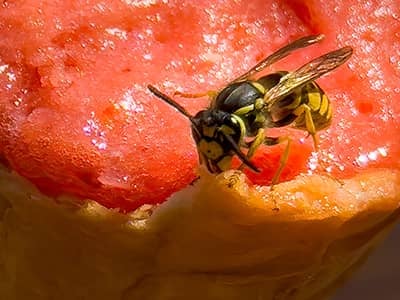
[1,166,399,300]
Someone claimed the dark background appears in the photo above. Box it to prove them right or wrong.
[334,224,399,300]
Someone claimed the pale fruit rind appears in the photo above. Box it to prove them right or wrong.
[0,166,399,300]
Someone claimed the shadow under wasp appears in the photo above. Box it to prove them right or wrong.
[148,34,353,185]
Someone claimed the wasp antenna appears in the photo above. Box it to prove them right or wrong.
[223,133,260,173]
[340,46,354,57]
[147,84,194,120]
[313,34,325,42]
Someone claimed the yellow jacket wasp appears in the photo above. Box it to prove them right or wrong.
[148,34,353,184]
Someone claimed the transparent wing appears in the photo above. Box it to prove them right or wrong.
[264,46,353,106]
[231,34,325,83]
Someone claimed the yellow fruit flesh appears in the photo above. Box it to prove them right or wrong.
[0,166,399,299]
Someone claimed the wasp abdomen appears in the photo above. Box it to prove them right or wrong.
[293,82,333,131]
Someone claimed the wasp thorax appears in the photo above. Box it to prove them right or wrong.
[213,81,263,112]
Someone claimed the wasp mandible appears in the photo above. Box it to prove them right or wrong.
[148,34,353,184]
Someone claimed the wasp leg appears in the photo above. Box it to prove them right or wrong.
[247,128,265,159]
[264,136,292,186]
[174,90,217,99]
[238,128,265,171]
[294,104,319,150]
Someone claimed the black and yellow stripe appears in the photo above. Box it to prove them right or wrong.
[293,82,332,132]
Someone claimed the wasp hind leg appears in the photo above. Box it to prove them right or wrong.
[294,104,319,150]
[294,105,344,185]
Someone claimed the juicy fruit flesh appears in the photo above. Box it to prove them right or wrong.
[0,0,399,211]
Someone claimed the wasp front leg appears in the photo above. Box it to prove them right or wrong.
[174,90,217,99]
[238,128,265,171]
[240,132,291,186]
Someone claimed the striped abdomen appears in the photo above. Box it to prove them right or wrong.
[265,77,333,132]
[293,81,332,131]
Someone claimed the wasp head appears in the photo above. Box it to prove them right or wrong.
[147,85,259,174]
[191,109,259,173]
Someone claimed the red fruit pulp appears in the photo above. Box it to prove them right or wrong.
[0,0,399,211]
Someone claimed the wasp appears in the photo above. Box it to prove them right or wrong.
[148,34,353,184]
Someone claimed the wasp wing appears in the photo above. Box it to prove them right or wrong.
[264,46,353,107]
[231,34,325,83]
